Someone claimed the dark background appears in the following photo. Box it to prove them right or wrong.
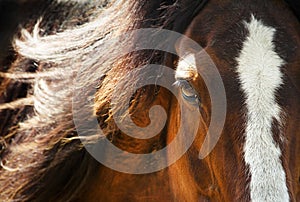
[0,0,51,64]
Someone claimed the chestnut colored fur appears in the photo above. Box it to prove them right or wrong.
[0,0,299,201]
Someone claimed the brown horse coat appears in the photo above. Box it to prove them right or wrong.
[0,0,299,201]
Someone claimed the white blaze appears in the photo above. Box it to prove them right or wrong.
[236,15,289,202]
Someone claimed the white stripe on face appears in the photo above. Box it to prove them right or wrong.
[236,15,289,202]
[175,54,198,81]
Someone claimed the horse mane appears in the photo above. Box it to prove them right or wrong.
[0,0,208,201]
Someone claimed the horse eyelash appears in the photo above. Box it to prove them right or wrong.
[173,79,202,105]
[173,79,193,89]
[173,80,187,87]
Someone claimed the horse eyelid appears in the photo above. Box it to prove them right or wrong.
[174,80,201,105]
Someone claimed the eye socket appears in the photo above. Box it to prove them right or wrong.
[178,80,200,105]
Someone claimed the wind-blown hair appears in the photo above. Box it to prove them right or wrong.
[0,0,207,201]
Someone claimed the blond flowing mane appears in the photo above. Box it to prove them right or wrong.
[0,0,207,201]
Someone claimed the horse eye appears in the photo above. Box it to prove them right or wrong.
[178,80,200,105]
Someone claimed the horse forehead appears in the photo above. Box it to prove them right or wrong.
[174,7,295,199]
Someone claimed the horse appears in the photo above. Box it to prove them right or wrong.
[0,0,299,201]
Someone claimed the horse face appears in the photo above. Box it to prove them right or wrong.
[167,2,300,201]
